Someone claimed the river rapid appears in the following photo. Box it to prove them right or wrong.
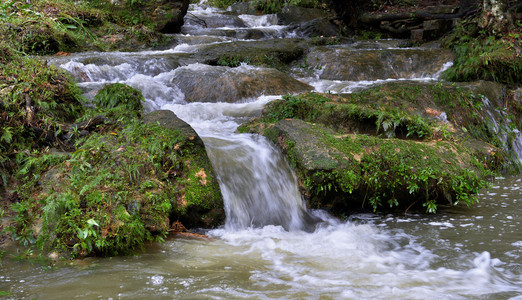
[1,2,521,299]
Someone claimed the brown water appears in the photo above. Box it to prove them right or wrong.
[1,176,520,299]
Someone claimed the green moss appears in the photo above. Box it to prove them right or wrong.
[0,48,84,190]
[0,0,173,54]
[259,85,517,170]
[261,92,433,139]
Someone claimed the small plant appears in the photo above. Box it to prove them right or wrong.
[8,202,36,247]
[94,83,145,118]
[73,219,100,255]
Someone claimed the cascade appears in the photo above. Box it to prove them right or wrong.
[15,2,517,298]
[53,2,468,232]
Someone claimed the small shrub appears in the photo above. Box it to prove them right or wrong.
[94,83,144,118]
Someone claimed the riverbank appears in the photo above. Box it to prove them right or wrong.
[1,0,225,259]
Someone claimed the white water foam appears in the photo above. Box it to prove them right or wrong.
[303,61,454,94]
[203,222,519,299]
[238,14,278,27]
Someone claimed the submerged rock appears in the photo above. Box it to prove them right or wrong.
[172,64,312,103]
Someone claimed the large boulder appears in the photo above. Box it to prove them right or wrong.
[34,109,224,258]
[184,13,246,28]
[150,0,190,33]
[288,18,340,37]
[240,82,514,215]
[193,38,309,68]
[277,6,329,25]
[172,64,313,103]
[144,110,224,228]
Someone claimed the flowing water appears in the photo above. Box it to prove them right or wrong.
[1,2,521,299]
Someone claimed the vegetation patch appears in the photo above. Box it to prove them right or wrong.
[441,18,522,84]
[0,0,174,54]
[30,120,222,258]
[197,39,308,71]
[94,83,145,119]
[0,48,84,192]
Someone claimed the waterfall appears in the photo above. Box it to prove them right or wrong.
[204,134,316,231]
[161,99,318,231]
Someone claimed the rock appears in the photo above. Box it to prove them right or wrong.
[411,19,456,42]
[411,29,427,43]
[269,119,353,171]
[114,0,189,33]
[143,110,204,147]
[184,13,246,28]
[144,111,224,228]
[171,64,313,103]
[457,81,506,104]
[181,27,270,39]
[228,2,258,14]
[241,82,507,214]
[289,18,340,37]
[424,5,459,15]
[193,38,309,67]
[36,109,224,258]
[150,0,190,33]
[306,46,455,81]
[277,6,329,25]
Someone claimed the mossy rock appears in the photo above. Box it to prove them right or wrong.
[32,111,223,258]
[441,22,522,85]
[171,64,312,103]
[240,81,519,215]
[193,38,309,69]
[256,118,493,214]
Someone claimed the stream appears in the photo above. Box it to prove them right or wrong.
[1,2,521,299]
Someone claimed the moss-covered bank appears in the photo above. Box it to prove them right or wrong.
[240,82,519,215]
[0,0,217,259]
[0,0,188,55]
[1,81,224,258]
